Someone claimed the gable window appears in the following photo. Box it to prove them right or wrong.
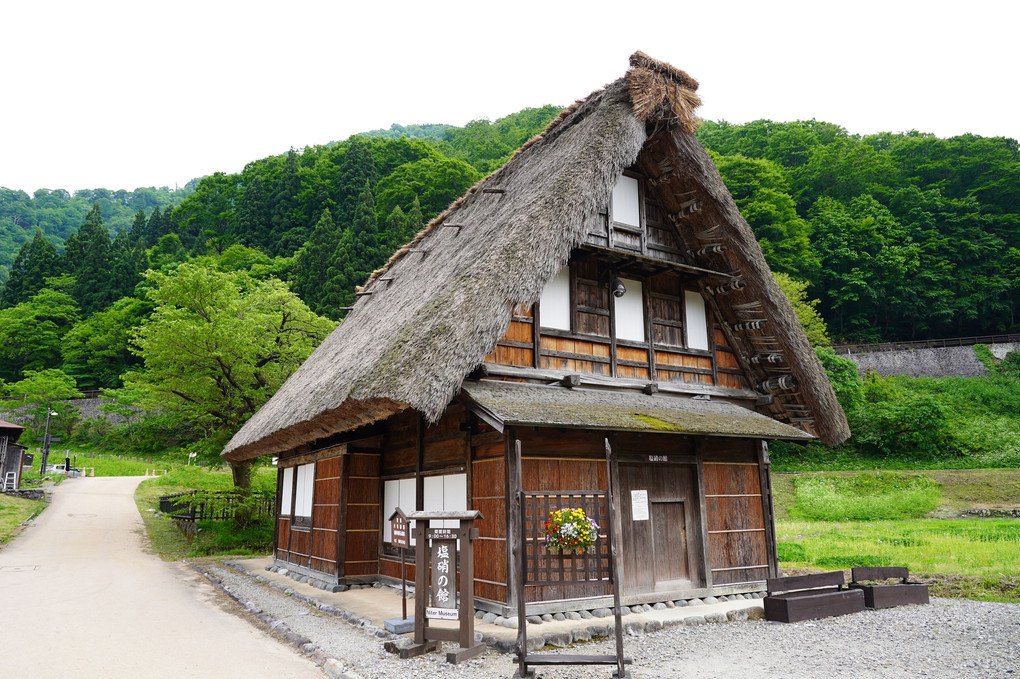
[684,290,710,351]
[539,266,571,331]
[614,277,645,342]
[611,174,641,227]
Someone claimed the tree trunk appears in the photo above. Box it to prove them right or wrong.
[231,460,252,490]
[231,460,254,529]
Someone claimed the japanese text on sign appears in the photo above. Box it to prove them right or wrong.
[428,538,458,619]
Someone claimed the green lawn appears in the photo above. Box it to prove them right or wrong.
[0,494,45,547]
[774,469,1020,603]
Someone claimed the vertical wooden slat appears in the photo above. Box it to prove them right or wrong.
[695,442,713,590]
[336,448,350,578]
[758,440,779,578]
[606,437,625,679]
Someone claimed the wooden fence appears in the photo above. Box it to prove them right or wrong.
[158,490,275,522]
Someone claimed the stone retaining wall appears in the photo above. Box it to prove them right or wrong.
[843,342,1020,378]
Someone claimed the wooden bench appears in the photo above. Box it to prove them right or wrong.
[763,571,866,623]
[850,566,930,609]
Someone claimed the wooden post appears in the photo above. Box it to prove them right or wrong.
[605,438,629,679]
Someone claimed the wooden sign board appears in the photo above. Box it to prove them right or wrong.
[391,514,409,549]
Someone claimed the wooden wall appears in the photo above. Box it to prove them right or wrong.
[309,456,341,575]
[703,457,770,585]
[482,254,743,391]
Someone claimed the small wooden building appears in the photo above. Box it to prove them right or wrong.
[223,53,849,614]
[0,420,27,491]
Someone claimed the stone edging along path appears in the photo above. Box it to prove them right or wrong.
[190,559,764,667]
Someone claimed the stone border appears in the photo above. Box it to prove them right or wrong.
[202,560,764,660]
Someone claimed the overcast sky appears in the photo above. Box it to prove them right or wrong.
[2,0,1016,195]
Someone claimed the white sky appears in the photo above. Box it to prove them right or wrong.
[1,0,1016,195]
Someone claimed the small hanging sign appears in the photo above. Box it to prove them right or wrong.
[390,512,409,549]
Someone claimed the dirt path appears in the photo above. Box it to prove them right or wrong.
[0,476,321,678]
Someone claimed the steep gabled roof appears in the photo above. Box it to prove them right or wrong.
[222,52,849,463]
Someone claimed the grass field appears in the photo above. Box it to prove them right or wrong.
[134,465,277,560]
[0,494,45,546]
[774,469,1020,603]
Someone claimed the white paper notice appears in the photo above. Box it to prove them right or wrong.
[631,490,649,521]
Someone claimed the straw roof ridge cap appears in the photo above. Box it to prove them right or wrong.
[629,50,700,91]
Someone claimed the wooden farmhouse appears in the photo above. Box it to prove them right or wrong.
[0,420,27,491]
[223,52,849,615]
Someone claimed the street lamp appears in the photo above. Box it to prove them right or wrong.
[38,408,58,474]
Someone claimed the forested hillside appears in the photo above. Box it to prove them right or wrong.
[697,121,1019,342]
[0,107,1017,464]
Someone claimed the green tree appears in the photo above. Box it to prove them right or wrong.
[127,263,336,488]
[292,209,341,315]
[0,285,80,381]
[61,296,150,390]
[71,204,114,315]
[322,182,382,313]
[773,272,829,346]
[4,368,81,472]
[713,154,819,279]
[0,230,59,308]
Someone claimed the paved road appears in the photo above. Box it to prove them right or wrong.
[0,476,321,678]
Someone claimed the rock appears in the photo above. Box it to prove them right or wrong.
[545,632,572,647]
[674,600,688,608]
[653,602,668,610]
[301,643,318,653]
[323,659,344,679]
[703,596,719,605]
[727,608,750,622]
[593,608,613,618]
[705,611,726,624]
[625,621,645,636]
[566,611,582,620]
[340,672,363,679]
[494,616,506,626]
[664,600,676,608]
[475,610,485,619]
[527,616,543,625]
[552,612,566,621]
[572,628,592,643]
[587,624,610,639]
[580,610,593,619]
[278,569,289,576]
[541,614,554,622]
[684,615,707,626]
[688,598,703,606]
[504,616,519,628]
[526,635,546,652]
[644,619,663,633]
[482,612,498,625]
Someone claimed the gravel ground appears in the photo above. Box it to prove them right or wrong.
[197,561,1020,679]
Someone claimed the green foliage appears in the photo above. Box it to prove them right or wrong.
[61,296,150,389]
[0,285,80,381]
[777,516,1020,602]
[773,272,829,346]
[789,473,941,521]
[127,262,336,473]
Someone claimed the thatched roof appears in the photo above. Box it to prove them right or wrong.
[223,52,849,463]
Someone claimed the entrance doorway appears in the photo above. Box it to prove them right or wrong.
[618,461,700,594]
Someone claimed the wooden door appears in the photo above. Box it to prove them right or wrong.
[618,462,699,593]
